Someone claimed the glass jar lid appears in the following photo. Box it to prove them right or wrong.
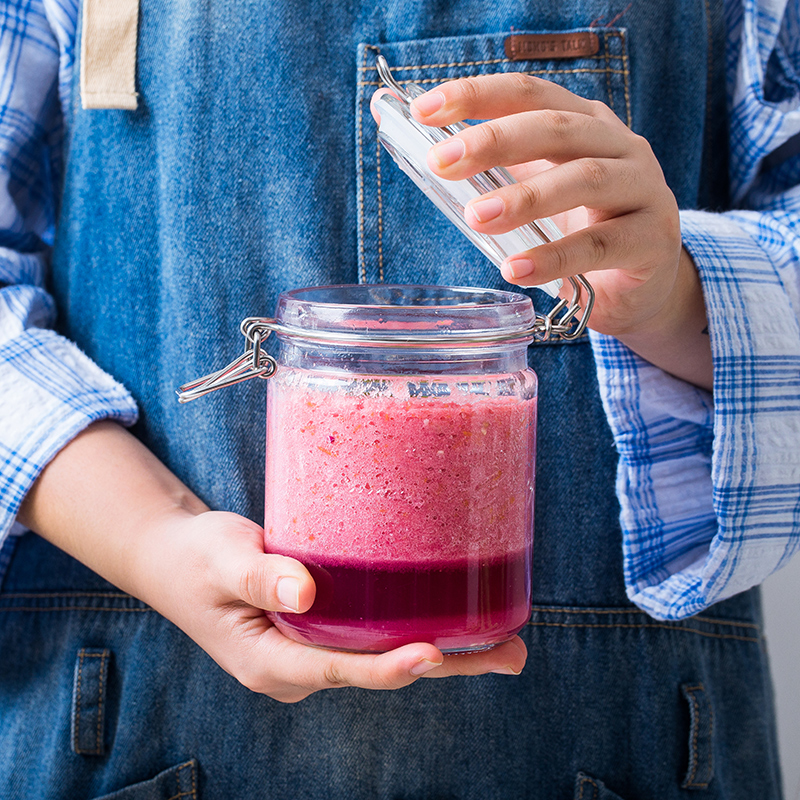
[374,56,568,300]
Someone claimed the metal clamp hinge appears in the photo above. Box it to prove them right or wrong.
[176,317,278,403]
[531,274,594,342]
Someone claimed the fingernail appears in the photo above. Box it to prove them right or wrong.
[277,576,300,612]
[410,658,442,676]
[468,197,504,223]
[491,666,523,675]
[504,257,535,279]
[430,138,465,168]
[412,90,445,117]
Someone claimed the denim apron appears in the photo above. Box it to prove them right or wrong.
[0,1,783,798]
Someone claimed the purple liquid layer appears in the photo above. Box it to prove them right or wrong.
[268,550,531,653]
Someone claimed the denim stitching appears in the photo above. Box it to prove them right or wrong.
[357,44,378,283]
[530,604,762,629]
[682,683,712,789]
[686,689,701,787]
[357,69,629,88]
[375,133,384,282]
[362,43,383,284]
[612,30,632,127]
[356,53,626,72]
[0,596,761,640]
[166,760,197,800]
[1,592,136,598]
[74,648,85,754]
[0,606,150,612]
[693,615,759,629]
[603,33,614,113]
[95,650,107,755]
[703,0,714,166]
[526,620,760,643]
[73,650,109,754]
[577,775,599,800]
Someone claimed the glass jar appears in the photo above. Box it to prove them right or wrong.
[178,56,595,653]
[263,284,537,653]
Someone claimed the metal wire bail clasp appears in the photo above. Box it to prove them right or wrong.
[533,273,595,341]
[176,317,278,403]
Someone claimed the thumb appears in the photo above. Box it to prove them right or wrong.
[239,552,315,613]
[215,527,316,613]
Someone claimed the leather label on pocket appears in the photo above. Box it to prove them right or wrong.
[504,33,600,60]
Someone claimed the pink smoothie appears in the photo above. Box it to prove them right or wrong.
[264,371,536,652]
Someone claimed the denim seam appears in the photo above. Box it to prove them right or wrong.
[703,0,713,175]
[687,615,759,629]
[0,606,150,612]
[73,649,108,755]
[376,132,385,282]
[364,41,383,283]
[605,31,632,127]
[166,759,197,800]
[358,68,630,89]
[603,34,614,114]
[577,775,598,799]
[686,689,701,787]
[358,44,381,283]
[530,604,761,629]
[96,650,107,755]
[526,620,760,643]
[357,51,627,73]
[1,592,137,598]
[74,649,84,755]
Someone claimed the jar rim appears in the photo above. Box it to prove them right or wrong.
[274,284,536,343]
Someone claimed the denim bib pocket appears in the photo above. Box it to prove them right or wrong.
[355,29,631,321]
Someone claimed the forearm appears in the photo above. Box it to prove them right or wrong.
[17,420,207,601]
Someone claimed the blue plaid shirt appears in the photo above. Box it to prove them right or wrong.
[1,0,799,619]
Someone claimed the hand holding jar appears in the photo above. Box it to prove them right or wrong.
[19,421,528,705]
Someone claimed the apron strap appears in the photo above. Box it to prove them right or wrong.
[80,0,140,110]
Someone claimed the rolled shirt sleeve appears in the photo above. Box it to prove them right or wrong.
[591,209,800,620]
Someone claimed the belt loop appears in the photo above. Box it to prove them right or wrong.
[71,648,112,756]
[681,682,715,790]
[80,0,140,110]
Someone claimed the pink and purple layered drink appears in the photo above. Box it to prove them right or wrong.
[265,371,536,652]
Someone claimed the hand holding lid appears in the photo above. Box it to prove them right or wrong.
[374,59,708,390]
[373,56,593,340]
